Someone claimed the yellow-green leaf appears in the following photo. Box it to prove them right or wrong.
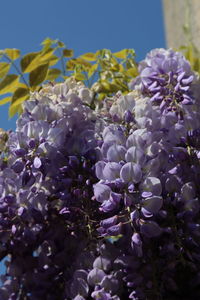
[76,58,92,68]
[110,63,120,72]
[88,63,98,78]
[29,63,49,87]
[40,48,55,61]
[5,48,20,60]
[114,49,128,59]
[20,52,40,73]
[0,74,19,95]
[41,38,56,52]
[63,75,69,80]
[41,37,57,46]
[126,66,138,77]
[66,58,91,71]
[46,55,59,66]
[0,96,11,106]
[9,103,22,118]
[99,81,111,92]
[108,82,120,92]
[91,82,102,93]
[119,64,124,72]
[9,87,30,118]
[46,68,61,81]
[74,73,86,81]
[98,93,106,101]
[0,62,10,78]
[11,87,30,105]
[113,79,128,90]
[58,41,65,48]
[80,52,96,61]
[128,49,135,57]
[66,59,76,70]
[16,82,29,89]
[21,49,58,71]
[63,49,74,57]
[126,58,136,69]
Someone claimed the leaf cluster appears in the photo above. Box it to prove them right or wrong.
[67,48,138,101]
[0,38,138,117]
[0,38,73,117]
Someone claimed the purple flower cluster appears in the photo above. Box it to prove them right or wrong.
[0,79,100,299]
[94,49,200,299]
[130,48,196,114]
[0,49,200,300]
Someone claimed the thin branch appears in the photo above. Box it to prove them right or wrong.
[58,49,66,77]
[3,54,29,88]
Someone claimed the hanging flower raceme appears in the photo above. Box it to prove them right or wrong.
[93,50,200,299]
[0,79,101,299]
[129,48,197,115]
[0,49,200,300]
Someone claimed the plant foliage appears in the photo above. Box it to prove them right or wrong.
[0,38,138,118]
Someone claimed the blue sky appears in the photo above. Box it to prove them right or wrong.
[0,0,165,130]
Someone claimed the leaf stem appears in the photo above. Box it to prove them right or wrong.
[3,54,29,88]
[83,70,90,87]
[58,49,66,77]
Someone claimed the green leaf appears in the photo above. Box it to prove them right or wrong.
[63,49,74,57]
[110,63,120,72]
[114,49,128,59]
[126,58,136,69]
[11,87,29,105]
[74,73,86,81]
[100,81,113,92]
[46,68,62,81]
[21,49,58,74]
[41,37,55,46]
[88,63,98,78]
[41,38,56,51]
[9,87,30,118]
[9,103,21,118]
[40,48,59,66]
[41,37,58,47]
[40,47,55,60]
[66,59,76,70]
[0,74,19,95]
[66,58,92,70]
[77,58,92,68]
[4,48,20,60]
[20,52,40,73]
[0,96,11,106]
[80,52,96,61]
[98,93,106,100]
[128,49,135,57]
[58,41,65,48]
[119,64,124,72]
[29,63,49,87]
[114,79,127,91]
[91,82,102,93]
[126,66,138,77]
[0,62,10,78]
[62,75,69,80]
[46,55,59,66]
